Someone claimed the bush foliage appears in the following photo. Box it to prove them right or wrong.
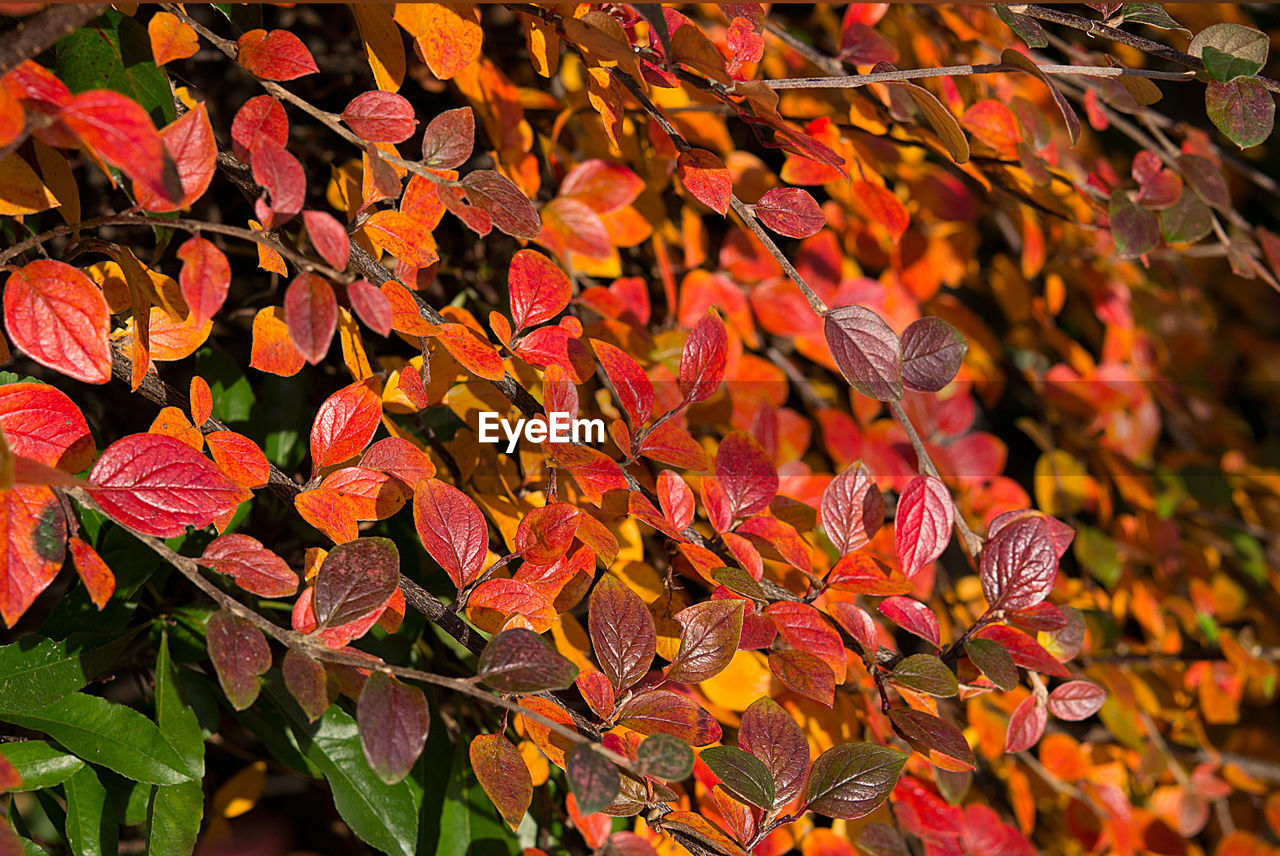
[0,3,1278,856]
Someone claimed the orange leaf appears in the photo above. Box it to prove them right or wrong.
[311,377,383,469]
[677,148,732,215]
[363,209,438,269]
[68,536,115,610]
[467,579,556,634]
[395,3,482,81]
[190,376,213,427]
[851,180,909,242]
[250,306,306,377]
[206,431,270,490]
[148,11,198,66]
[237,29,319,81]
[430,323,504,381]
[0,486,66,627]
[295,487,359,545]
[149,405,203,451]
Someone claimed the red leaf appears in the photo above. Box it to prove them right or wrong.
[665,599,745,684]
[543,363,579,420]
[588,574,657,691]
[342,91,417,143]
[314,536,400,629]
[231,95,288,160]
[136,102,216,212]
[310,378,382,469]
[638,420,709,470]
[3,260,110,384]
[820,461,884,555]
[825,304,903,401]
[738,516,812,572]
[657,469,694,532]
[0,487,65,627]
[1047,680,1106,721]
[508,249,570,330]
[0,382,94,472]
[461,170,541,239]
[466,579,555,634]
[202,533,298,598]
[765,601,845,681]
[282,649,331,722]
[576,669,616,719]
[303,211,351,270]
[413,478,488,589]
[561,158,645,213]
[176,237,230,329]
[894,475,953,580]
[738,697,809,806]
[515,502,579,565]
[357,671,429,784]
[359,437,436,490]
[420,106,474,169]
[851,180,909,241]
[206,610,271,710]
[283,273,338,365]
[974,625,1069,677]
[471,733,533,830]
[900,317,967,393]
[1004,695,1047,753]
[348,279,393,336]
[769,649,835,707]
[62,90,177,203]
[827,601,879,653]
[987,508,1074,561]
[591,339,654,425]
[755,187,826,238]
[67,536,114,610]
[237,29,319,81]
[980,515,1058,611]
[878,596,940,648]
[252,142,305,227]
[826,553,913,597]
[715,432,777,518]
[677,148,731,214]
[616,689,722,746]
[679,311,727,403]
[88,434,249,538]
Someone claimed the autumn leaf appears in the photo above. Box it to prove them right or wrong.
[3,260,111,384]
[237,29,319,81]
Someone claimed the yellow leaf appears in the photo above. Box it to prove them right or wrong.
[0,153,58,216]
[354,3,405,92]
[211,761,266,820]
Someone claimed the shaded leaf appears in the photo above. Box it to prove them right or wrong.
[357,672,429,785]
[701,745,775,808]
[637,733,694,782]
[588,574,656,691]
[471,733,532,830]
[900,317,967,393]
[804,743,906,819]
[566,743,620,816]
[478,628,579,693]
[313,537,399,629]
[825,305,902,401]
[891,654,958,697]
[1047,680,1106,721]
[206,610,271,711]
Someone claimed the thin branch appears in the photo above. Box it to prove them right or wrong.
[888,400,984,557]
[763,63,1193,90]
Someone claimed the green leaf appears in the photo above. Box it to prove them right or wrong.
[64,765,117,856]
[995,6,1047,48]
[1118,4,1188,34]
[565,743,621,816]
[804,743,906,819]
[1206,77,1275,149]
[0,741,84,791]
[0,693,194,786]
[890,654,959,697]
[711,567,765,602]
[147,782,203,856]
[196,347,256,424]
[700,745,776,808]
[964,638,1019,691]
[155,632,204,779]
[266,677,421,856]
[1160,189,1213,244]
[55,9,175,125]
[0,632,137,714]
[1109,192,1159,258]
[1190,22,1268,82]
[437,730,519,856]
[637,733,694,782]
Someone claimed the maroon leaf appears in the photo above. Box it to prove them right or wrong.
[616,689,721,746]
[1205,76,1274,149]
[894,475,953,580]
[890,709,975,769]
[820,461,884,555]
[678,311,728,403]
[588,574,657,691]
[357,671,429,784]
[738,697,809,807]
[478,628,579,693]
[1109,191,1159,259]
[1004,695,1047,753]
[637,733,695,782]
[980,515,1058,611]
[462,170,541,239]
[715,432,777,519]
[206,610,270,711]
[899,317,967,393]
[566,743,621,815]
[824,305,903,401]
[313,537,400,629]
[342,91,417,143]
[665,600,745,684]
[987,509,1074,561]
[878,596,940,648]
[769,649,835,708]
[202,533,298,598]
[755,187,826,238]
[282,649,332,722]
[1047,680,1106,721]
[421,106,475,169]
[471,733,533,829]
[803,743,906,819]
